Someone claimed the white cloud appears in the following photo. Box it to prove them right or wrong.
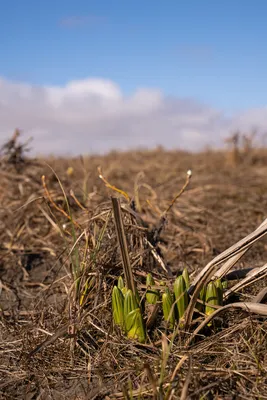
[0,76,266,155]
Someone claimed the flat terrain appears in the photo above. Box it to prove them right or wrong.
[1,144,267,399]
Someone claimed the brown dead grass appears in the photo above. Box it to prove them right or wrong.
[1,142,267,399]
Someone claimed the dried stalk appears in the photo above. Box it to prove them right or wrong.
[252,287,267,304]
[224,262,267,300]
[214,218,267,280]
[185,217,267,328]
[186,302,267,347]
[112,197,136,294]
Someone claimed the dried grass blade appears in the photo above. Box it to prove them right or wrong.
[213,249,249,280]
[214,218,267,279]
[224,262,267,300]
[252,287,267,304]
[112,197,136,294]
[134,171,144,213]
[185,218,267,328]
[224,267,256,281]
[144,237,171,276]
[143,363,158,399]
[190,217,267,289]
[186,302,267,348]
[180,355,192,400]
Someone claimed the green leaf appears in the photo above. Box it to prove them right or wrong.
[124,289,139,323]
[173,275,189,319]
[126,308,146,343]
[205,281,219,316]
[117,276,125,291]
[112,286,124,328]
[146,273,159,305]
[162,288,176,329]
[196,285,206,312]
[182,268,190,290]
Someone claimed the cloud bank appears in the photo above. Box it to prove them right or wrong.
[0,76,266,155]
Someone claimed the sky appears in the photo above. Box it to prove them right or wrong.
[0,0,267,155]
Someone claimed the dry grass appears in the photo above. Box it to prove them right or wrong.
[1,137,267,399]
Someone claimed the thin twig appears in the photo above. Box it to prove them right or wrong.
[180,355,192,400]
[42,175,80,228]
[186,302,267,348]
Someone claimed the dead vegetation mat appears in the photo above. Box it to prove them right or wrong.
[1,146,267,399]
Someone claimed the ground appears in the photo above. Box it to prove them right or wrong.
[1,144,267,399]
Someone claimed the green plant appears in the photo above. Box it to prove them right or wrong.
[111,271,225,344]
[182,267,190,290]
[112,286,125,328]
[173,275,189,321]
[162,287,176,329]
[146,273,159,305]
[205,281,220,316]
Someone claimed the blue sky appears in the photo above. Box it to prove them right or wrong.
[1,0,266,110]
[0,1,266,154]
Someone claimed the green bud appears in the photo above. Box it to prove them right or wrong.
[182,268,190,290]
[125,308,146,343]
[173,275,188,319]
[146,273,159,305]
[205,281,219,316]
[112,286,124,328]
[196,285,206,312]
[162,288,176,329]
[117,276,125,291]
[124,289,139,323]
[222,280,228,290]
